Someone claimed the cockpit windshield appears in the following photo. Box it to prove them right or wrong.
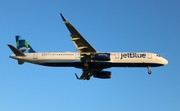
[156,54,161,57]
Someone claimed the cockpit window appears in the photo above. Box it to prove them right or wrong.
[156,55,161,57]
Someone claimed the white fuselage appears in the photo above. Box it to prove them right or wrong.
[10,52,168,69]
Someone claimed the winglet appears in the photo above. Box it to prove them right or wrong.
[75,73,80,79]
[60,13,67,21]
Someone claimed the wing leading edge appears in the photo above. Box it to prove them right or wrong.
[60,13,96,53]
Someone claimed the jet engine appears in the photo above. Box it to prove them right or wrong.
[93,71,111,79]
[91,53,110,61]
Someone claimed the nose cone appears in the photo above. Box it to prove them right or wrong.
[163,58,168,65]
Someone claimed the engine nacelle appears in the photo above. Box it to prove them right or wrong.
[91,53,110,61]
[93,71,111,79]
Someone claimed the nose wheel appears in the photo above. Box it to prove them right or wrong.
[148,66,152,74]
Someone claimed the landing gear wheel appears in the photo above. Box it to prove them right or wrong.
[148,71,152,74]
[84,62,89,68]
[88,73,91,76]
[86,78,90,80]
[147,66,152,74]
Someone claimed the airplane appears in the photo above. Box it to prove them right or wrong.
[7,13,168,80]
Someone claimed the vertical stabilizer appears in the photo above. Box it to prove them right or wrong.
[16,35,36,53]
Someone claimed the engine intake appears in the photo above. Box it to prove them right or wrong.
[91,53,110,61]
[93,71,111,79]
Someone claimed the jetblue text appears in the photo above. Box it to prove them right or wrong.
[19,47,30,51]
[120,53,146,59]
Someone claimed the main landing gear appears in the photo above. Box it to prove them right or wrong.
[84,59,90,68]
[84,62,89,68]
[86,74,90,80]
[148,66,152,74]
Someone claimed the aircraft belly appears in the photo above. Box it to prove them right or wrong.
[38,61,163,68]
[111,63,163,67]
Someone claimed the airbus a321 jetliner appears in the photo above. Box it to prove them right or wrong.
[8,13,168,80]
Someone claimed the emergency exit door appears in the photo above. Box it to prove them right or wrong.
[33,53,38,59]
[115,53,119,59]
[148,53,152,59]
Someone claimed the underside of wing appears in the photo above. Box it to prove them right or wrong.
[60,13,96,53]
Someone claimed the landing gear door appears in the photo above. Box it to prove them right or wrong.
[148,53,152,59]
[33,53,38,59]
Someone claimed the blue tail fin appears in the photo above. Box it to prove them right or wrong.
[15,35,36,53]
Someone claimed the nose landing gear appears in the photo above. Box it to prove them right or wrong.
[148,66,152,74]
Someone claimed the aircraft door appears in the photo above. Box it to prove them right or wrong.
[115,53,119,59]
[33,53,38,59]
[148,53,152,59]
[75,53,80,58]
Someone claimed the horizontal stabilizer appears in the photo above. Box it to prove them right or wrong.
[7,44,25,56]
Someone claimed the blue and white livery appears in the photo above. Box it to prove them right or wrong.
[8,13,168,80]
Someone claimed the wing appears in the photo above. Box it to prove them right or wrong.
[60,13,96,53]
